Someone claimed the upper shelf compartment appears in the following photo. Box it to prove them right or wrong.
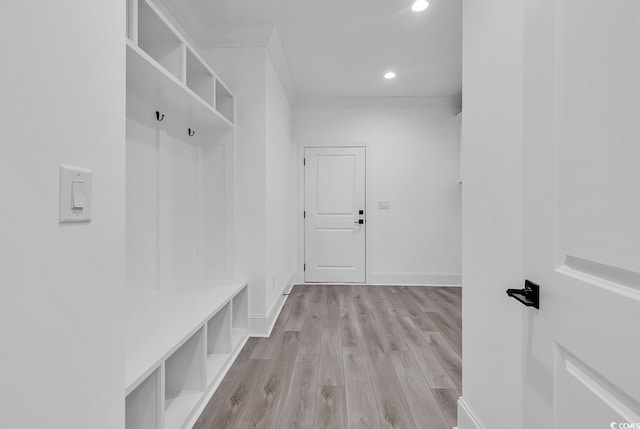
[138,0,182,81]
[127,0,235,129]
[215,80,235,124]
[186,48,214,107]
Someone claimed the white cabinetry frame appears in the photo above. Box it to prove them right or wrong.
[126,0,235,128]
[125,1,243,428]
[125,283,249,429]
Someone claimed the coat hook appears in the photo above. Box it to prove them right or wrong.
[155,111,164,121]
[188,128,195,137]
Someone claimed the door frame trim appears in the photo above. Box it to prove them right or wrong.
[298,141,371,284]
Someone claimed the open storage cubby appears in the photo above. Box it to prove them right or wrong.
[231,286,249,349]
[165,328,205,429]
[138,0,182,81]
[186,49,214,106]
[206,303,232,386]
[125,285,249,429]
[126,368,160,429]
[126,0,235,130]
[215,79,235,124]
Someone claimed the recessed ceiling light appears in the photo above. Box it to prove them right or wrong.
[411,0,429,12]
[384,71,396,79]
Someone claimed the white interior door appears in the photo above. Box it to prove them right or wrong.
[523,1,640,427]
[304,147,366,283]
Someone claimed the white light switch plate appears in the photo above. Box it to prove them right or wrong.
[59,165,92,223]
[378,200,391,210]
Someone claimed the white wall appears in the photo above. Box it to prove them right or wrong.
[293,103,462,285]
[126,100,233,302]
[204,44,296,334]
[205,47,268,321]
[0,1,125,428]
[459,0,524,427]
[265,57,297,311]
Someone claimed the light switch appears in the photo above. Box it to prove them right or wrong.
[72,181,85,209]
[59,165,92,223]
[378,200,391,210]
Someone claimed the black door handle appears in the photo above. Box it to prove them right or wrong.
[353,219,364,224]
[506,280,540,309]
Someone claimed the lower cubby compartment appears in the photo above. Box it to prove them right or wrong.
[165,328,205,429]
[126,368,160,429]
[232,287,248,329]
[206,353,230,387]
[231,327,248,350]
[206,303,231,386]
[231,286,248,349]
[125,282,249,429]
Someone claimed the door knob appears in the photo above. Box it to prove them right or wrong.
[506,280,540,309]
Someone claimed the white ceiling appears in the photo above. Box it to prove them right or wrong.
[162,0,462,99]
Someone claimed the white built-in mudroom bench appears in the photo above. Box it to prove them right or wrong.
[125,283,248,429]
[125,1,245,428]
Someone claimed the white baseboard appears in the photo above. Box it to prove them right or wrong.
[369,272,462,286]
[302,283,461,288]
[248,275,295,337]
[457,397,484,429]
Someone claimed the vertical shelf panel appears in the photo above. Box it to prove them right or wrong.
[231,287,248,349]
[186,49,214,107]
[206,303,232,386]
[126,368,160,429]
[215,79,235,124]
[165,328,205,429]
[138,0,182,81]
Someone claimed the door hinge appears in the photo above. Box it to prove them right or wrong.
[303,263,306,271]
[303,158,306,166]
[303,210,306,218]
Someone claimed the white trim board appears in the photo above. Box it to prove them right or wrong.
[370,272,462,286]
[302,283,462,288]
[294,96,462,110]
[457,397,485,429]
[265,29,297,103]
[248,275,295,337]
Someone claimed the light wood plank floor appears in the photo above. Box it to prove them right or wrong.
[194,285,461,429]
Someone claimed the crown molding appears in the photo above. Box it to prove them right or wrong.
[197,29,298,104]
[294,96,462,110]
[152,0,207,51]
[265,30,298,104]
[197,26,276,49]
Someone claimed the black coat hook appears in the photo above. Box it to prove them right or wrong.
[188,128,195,137]
[155,111,164,121]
